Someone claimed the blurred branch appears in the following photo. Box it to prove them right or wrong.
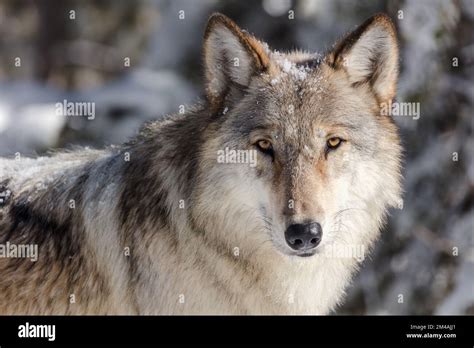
[35,0,71,81]
[414,225,455,255]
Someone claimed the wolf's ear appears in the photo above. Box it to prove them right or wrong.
[203,13,270,106]
[328,14,399,102]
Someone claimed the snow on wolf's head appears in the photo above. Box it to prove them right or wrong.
[193,13,402,261]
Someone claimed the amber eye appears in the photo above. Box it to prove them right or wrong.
[327,137,343,150]
[257,140,271,150]
[255,139,274,157]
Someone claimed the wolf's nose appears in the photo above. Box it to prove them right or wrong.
[285,222,322,251]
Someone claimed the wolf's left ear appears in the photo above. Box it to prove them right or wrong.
[203,13,270,106]
[328,14,399,102]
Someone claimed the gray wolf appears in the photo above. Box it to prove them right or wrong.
[0,13,402,314]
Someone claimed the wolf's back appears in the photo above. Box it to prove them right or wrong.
[0,149,106,194]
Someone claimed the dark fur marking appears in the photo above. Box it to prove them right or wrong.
[0,180,12,208]
[118,113,205,307]
[295,58,322,70]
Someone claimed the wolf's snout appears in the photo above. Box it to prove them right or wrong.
[284,222,322,252]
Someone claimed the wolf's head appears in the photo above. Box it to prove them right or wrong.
[192,14,402,261]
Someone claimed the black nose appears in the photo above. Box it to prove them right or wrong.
[285,222,322,251]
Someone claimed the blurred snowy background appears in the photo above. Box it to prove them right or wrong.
[0,0,472,314]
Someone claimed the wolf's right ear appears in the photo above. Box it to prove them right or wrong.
[203,13,270,107]
[328,14,399,103]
